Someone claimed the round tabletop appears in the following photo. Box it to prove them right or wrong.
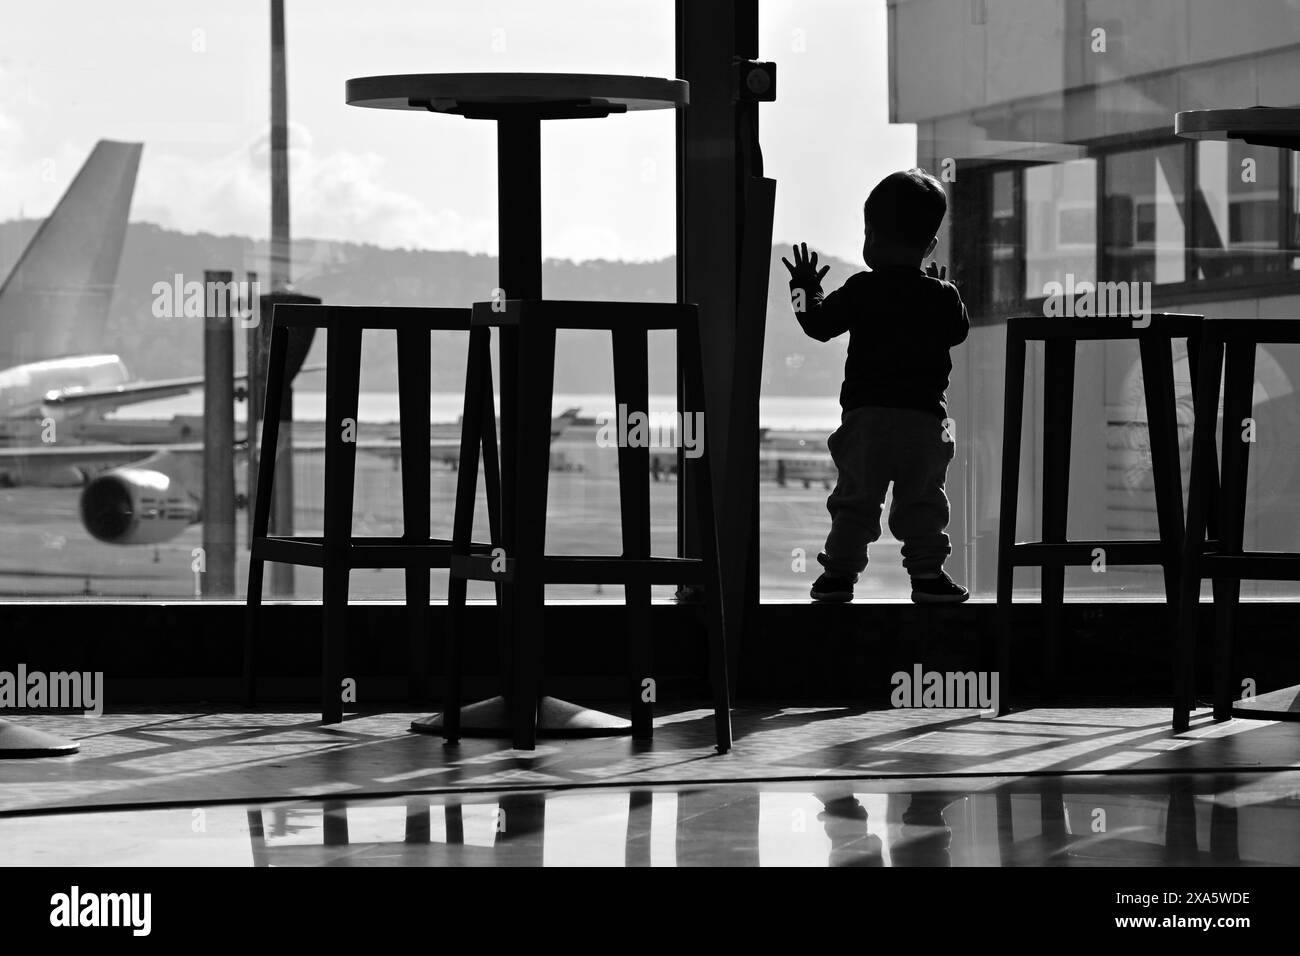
[346,72,688,117]
[1175,107,1300,147]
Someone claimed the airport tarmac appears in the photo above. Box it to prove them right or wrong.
[0,437,909,601]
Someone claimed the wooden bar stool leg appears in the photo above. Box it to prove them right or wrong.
[245,324,291,708]
[511,321,556,750]
[1209,774,1240,863]
[1040,781,1069,859]
[613,327,654,740]
[397,326,433,703]
[321,322,363,724]
[684,311,731,753]
[444,327,493,743]
[1213,342,1255,720]
[995,328,1027,714]
[1039,339,1076,704]
[625,790,654,868]
[995,790,1015,864]
[1174,334,1224,731]
[497,324,520,734]
[1141,335,1185,605]
[1187,326,1233,687]
[444,803,465,845]
[403,801,431,844]
[1164,786,1198,864]
[1186,330,1223,549]
[480,339,503,603]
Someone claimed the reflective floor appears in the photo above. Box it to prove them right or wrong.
[3,772,1298,866]
[10,707,1300,818]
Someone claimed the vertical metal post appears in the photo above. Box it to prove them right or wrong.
[270,0,290,292]
[676,1,739,564]
[245,271,262,541]
[203,270,237,596]
[268,0,295,595]
[676,1,764,695]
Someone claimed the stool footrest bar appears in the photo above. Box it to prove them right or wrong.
[1200,552,1300,580]
[1009,539,1168,566]
[451,553,709,585]
[253,536,496,570]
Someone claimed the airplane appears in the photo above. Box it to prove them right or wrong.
[0,141,326,546]
[0,144,590,550]
[0,140,232,545]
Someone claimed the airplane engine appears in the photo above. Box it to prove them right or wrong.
[80,465,200,545]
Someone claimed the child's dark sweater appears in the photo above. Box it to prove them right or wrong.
[792,264,970,419]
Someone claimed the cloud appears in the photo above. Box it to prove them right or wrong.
[547,224,630,263]
[130,122,497,254]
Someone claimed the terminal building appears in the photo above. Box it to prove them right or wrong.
[889,0,1300,592]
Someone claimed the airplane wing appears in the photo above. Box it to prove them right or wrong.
[0,441,204,463]
[41,365,327,412]
[0,436,461,482]
[0,442,207,487]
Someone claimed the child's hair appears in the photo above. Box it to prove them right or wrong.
[863,168,947,250]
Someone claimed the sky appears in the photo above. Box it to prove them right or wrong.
[0,0,915,265]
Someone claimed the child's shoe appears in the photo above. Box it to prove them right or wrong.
[811,571,856,603]
[910,571,969,604]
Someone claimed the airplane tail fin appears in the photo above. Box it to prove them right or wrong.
[0,139,142,370]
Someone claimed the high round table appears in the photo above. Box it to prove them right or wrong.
[346,74,689,741]
[1175,106,1300,722]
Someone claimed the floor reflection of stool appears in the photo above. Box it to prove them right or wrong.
[996,313,1203,711]
[444,299,732,753]
[244,305,500,723]
[1174,318,1300,731]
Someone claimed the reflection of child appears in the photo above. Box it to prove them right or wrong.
[888,792,954,867]
[814,788,882,867]
[784,169,970,604]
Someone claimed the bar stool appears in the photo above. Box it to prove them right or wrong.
[995,312,1204,712]
[244,304,501,723]
[1173,318,1300,731]
[443,299,732,754]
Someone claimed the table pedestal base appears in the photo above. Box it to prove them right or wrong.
[0,719,80,758]
[411,696,631,739]
[1231,683,1300,720]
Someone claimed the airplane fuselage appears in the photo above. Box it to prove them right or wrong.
[0,354,129,428]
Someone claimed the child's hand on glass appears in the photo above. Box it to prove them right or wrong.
[782,243,829,287]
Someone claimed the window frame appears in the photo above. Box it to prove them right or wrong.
[958,133,1300,326]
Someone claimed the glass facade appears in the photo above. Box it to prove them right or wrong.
[883,0,1300,599]
[6,0,1300,604]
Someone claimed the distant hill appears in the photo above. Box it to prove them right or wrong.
[0,220,854,396]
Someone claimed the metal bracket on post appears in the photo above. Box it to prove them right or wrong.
[249,291,320,598]
[733,59,776,103]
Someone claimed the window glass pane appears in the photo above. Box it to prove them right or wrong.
[14,1,1300,607]
[759,0,916,599]
[1194,141,1283,279]
[1103,146,1187,285]
[989,169,1022,307]
[882,1,1300,602]
[0,0,675,601]
[1292,152,1300,260]
[1024,159,1096,298]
